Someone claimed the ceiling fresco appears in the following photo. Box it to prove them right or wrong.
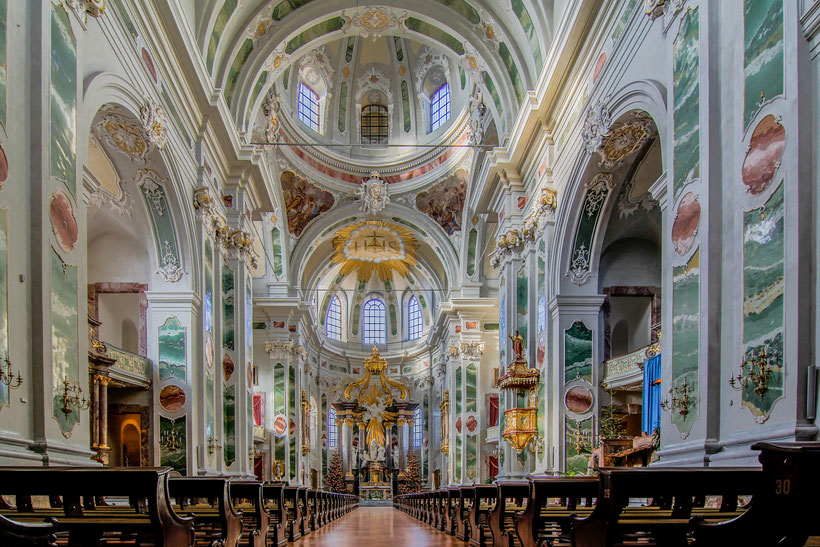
[281,170,335,237]
[331,220,420,282]
[415,168,467,234]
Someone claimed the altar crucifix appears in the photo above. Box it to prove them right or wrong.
[333,346,418,500]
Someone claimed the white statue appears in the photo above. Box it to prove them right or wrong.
[377,443,385,462]
[392,448,399,469]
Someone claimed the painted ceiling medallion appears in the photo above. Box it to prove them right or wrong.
[159,384,186,412]
[742,114,786,196]
[331,220,419,282]
[0,139,8,186]
[356,171,390,214]
[565,385,594,414]
[342,7,407,38]
[598,118,653,168]
[671,191,701,256]
[97,114,148,160]
[50,190,79,253]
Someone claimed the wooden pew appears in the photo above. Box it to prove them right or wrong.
[469,484,498,546]
[261,484,288,547]
[168,476,243,547]
[432,490,443,530]
[456,486,476,541]
[297,487,310,537]
[446,487,460,535]
[282,486,302,541]
[488,481,528,547]
[0,466,193,546]
[692,441,820,546]
[515,476,598,547]
[229,481,268,547]
[0,514,58,547]
[307,489,317,532]
[572,467,761,547]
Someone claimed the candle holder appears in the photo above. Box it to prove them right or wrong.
[660,377,693,419]
[207,434,221,455]
[729,346,773,399]
[160,420,181,452]
[58,376,90,417]
[0,355,22,390]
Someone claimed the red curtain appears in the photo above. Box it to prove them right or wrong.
[489,394,499,427]
[488,456,498,479]
[253,394,264,427]
[254,456,264,481]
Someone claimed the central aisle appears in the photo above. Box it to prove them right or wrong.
[295,506,462,546]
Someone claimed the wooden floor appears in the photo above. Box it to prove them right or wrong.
[295,507,462,545]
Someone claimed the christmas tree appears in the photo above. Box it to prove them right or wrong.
[326,450,346,493]
[399,451,423,494]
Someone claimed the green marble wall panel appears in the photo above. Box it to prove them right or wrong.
[482,71,503,118]
[744,0,783,128]
[245,280,252,351]
[499,43,525,105]
[321,395,327,478]
[0,0,7,126]
[405,18,465,55]
[51,250,78,435]
[511,0,542,72]
[205,372,215,464]
[0,210,6,409]
[206,0,237,71]
[742,183,784,417]
[611,0,640,42]
[338,81,348,134]
[391,217,428,237]
[160,416,186,473]
[274,363,285,415]
[564,321,592,383]
[389,303,397,335]
[275,436,285,463]
[272,0,314,21]
[50,4,77,196]
[285,17,345,55]
[466,364,477,413]
[222,263,234,351]
[110,0,138,38]
[499,288,506,367]
[351,304,360,335]
[516,263,528,349]
[673,7,700,198]
[224,39,253,107]
[272,227,283,276]
[345,37,355,62]
[565,417,591,475]
[288,365,295,412]
[435,0,480,24]
[455,435,462,482]
[459,67,466,90]
[158,317,186,382]
[466,228,477,276]
[418,294,430,324]
[456,366,463,415]
[140,178,182,278]
[246,71,268,125]
[672,249,700,432]
[393,36,404,61]
[401,81,411,132]
[423,395,429,479]
[569,176,612,283]
[289,433,296,480]
[224,385,235,466]
[282,67,290,90]
[465,434,477,481]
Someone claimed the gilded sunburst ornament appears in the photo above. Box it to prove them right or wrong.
[331,220,419,282]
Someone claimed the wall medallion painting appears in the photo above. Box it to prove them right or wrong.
[741,115,785,196]
[415,169,467,234]
[50,191,78,253]
[741,183,784,421]
[159,384,186,412]
[281,170,334,237]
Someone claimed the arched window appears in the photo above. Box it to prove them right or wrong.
[328,407,337,448]
[413,407,423,448]
[430,83,451,131]
[408,296,423,340]
[363,299,386,345]
[326,296,342,340]
[361,104,388,144]
[298,82,320,132]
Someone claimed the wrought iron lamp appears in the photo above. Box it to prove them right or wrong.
[0,355,22,390]
[729,346,773,399]
[58,375,91,417]
[660,377,693,418]
[160,420,181,452]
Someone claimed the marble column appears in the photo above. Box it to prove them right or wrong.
[98,375,111,464]
[90,375,99,451]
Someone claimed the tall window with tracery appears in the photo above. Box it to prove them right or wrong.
[328,407,337,448]
[408,296,423,340]
[363,299,386,345]
[361,104,388,144]
[298,82,320,132]
[326,295,342,340]
[413,407,423,448]
[430,83,451,131]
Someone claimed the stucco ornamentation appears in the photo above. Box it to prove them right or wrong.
[414,47,451,94]
[597,118,654,168]
[581,100,612,157]
[140,100,168,151]
[342,7,408,38]
[568,244,592,286]
[157,240,184,283]
[356,172,390,214]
